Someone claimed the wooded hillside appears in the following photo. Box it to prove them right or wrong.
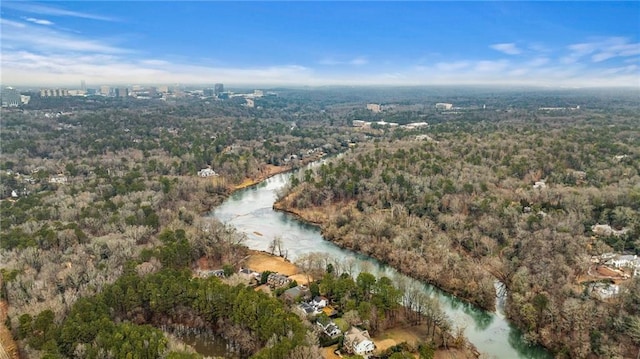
[278,112,640,358]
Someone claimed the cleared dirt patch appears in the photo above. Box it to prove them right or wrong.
[372,325,427,352]
[0,301,19,359]
[244,251,298,276]
[288,273,312,286]
[434,348,477,359]
[322,345,341,359]
[372,324,477,359]
[596,265,624,277]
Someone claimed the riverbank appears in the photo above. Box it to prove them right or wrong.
[232,164,290,190]
[243,250,310,285]
[231,154,326,191]
[273,197,494,311]
[240,251,479,359]
[211,161,553,358]
[272,193,336,226]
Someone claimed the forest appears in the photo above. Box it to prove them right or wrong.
[0,95,357,358]
[277,107,640,358]
[0,90,456,358]
[13,228,311,358]
[1,88,639,358]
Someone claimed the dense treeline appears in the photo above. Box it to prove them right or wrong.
[2,89,639,358]
[278,112,640,358]
[1,99,360,181]
[17,260,309,358]
[0,95,358,357]
[13,229,462,359]
[311,267,454,349]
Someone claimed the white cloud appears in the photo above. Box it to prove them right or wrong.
[1,18,26,28]
[24,17,54,26]
[592,52,616,62]
[2,20,129,54]
[3,50,639,87]
[3,3,118,22]
[1,22,638,88]
[490,43,522,55]
[527,57,550,67]
[318,58,339,65]
[349,57,369,66]
[319,56,368,66]
[474,60,509,72]
[435,61,470,72]
[624,57,640,64]
[1,48,316,86]
[601,64,639,75]
[528,43,551,54]
[565,37,640,63]
[138,59,172,67]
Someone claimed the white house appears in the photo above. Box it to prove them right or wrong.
[48,174,68,184]
[591,282,620,300]
[606,254,637,268]
[344,327,375,357]
[195,269,225,278]
[606,254,638,272]
[311,296,328,308]
[316,320,341,338]
[197,168,218,177]
[533,180,546,190]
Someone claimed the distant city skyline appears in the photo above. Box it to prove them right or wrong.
[1,1,639,88]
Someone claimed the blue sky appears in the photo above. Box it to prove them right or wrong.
[1,1,639,87]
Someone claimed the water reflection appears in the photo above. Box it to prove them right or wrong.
[211,165,552,359]
[508,328,543,359]
[463,303,494,331]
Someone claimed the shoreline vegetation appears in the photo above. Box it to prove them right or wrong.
[273,196,495,310]
[2,90,638,359]
[211,173,480,358]
[230,153,326,191]
[270,115,640,358]
[238,250,480,359]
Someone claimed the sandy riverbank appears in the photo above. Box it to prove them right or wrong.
[232,154,326,191]
[233,164,290,190]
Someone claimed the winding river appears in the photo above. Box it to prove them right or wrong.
[210,165,551,359]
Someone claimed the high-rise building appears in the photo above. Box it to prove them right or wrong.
[39,88,70,97]
[1,87,21,107]
[214,83,224,95]
[115,87,129,98]
[80,80,86,92]
[100,86,111,96]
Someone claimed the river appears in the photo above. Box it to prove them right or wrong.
[210,166,552,359]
